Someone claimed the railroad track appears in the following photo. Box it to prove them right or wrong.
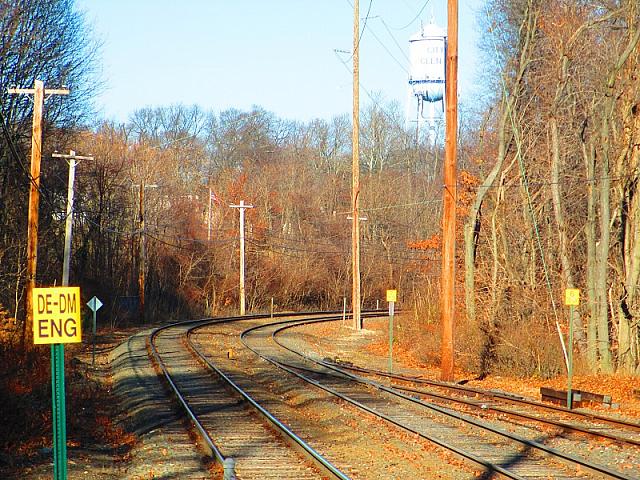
[147,313,640,479]
[244,316,639,479]
[186,312,481,478]
[319,359,640,446]
[149,313,353,479]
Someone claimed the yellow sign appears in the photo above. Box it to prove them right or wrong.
[386,289,397,303]
[564,288,580,306]
[33,287,82,344]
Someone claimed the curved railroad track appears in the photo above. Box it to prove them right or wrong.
[149,313,352,479]
[147,313,640,479]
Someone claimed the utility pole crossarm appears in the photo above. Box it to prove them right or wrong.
[52,151,93,161]
[8,88,70,95]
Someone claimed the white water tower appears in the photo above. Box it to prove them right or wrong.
[408,19,446,136]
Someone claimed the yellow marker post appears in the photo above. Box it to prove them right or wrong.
[386,290,397,372]
[386,289,397,303]
[564,288,580,409]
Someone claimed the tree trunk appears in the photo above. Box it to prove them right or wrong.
[596,100,614,373]
[596,16,640,373]
[465,101,511,324]
[464,0,538,325]
[582,139,599,369]
[479,185,504,377]
[550,117,585,346]
[617,102,640,373]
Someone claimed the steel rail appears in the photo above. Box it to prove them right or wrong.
[323,361,640,434]
[316,361,640,446]
[260,316,636,480]
[148,311,349,473]
[238,316,526,480]
[185,313,357,480]
[148,317,231,469]
[392,382,640,446]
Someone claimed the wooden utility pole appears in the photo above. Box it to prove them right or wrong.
[352,0,362,330]
[138,181,146,323]
[208,186,213,242]
[52,150,94,285]
[230,200,254,315]
[441,0,458,381]
[8,80,69,345]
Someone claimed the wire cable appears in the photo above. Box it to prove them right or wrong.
[364,19,410,75]
[343,0,375,61]
[386,0,432,31]
[377,17,412,63]
[0,107,58,208]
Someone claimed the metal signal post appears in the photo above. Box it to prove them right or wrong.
[50,149,91,480]
[10,82,70,479]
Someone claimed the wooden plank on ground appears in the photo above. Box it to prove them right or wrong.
[540,386,613,408]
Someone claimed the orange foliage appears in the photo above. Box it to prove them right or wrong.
[226,172,248,202]
[457,170,479,216]
[406,170,480,278]
[268,190,282,215]
[538,1,591,53]
[408,234,440,251]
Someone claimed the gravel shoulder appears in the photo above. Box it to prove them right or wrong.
[1,327,213,480]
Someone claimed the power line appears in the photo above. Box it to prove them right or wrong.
[364,19,410,75]
[377,17,411,64]
[252,231,347,248]
[0,107,59,209]
[465,173,635,191]
[246,237,438,267]
[386,0,432,30]
[343,0,375,61]
[247,237,345,257]
[343,0,411,75]
[334,49,409,130]
[144,230,237,251]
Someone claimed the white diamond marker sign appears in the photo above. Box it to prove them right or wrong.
[87,296,103,312]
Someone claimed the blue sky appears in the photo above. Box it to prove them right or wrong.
[77,0,485,123]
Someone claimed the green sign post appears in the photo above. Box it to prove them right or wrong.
[52,344,67,479]
[87,296,103,366]
[33,286,82,480]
